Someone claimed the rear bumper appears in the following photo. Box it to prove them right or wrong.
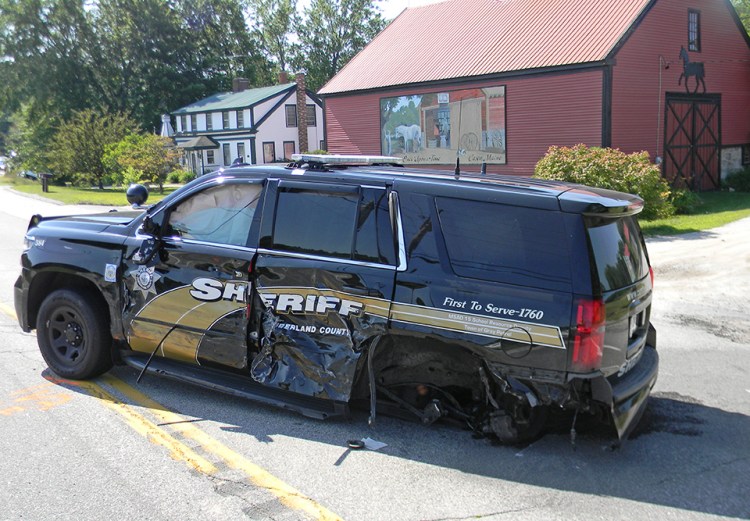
[605,345,659,439]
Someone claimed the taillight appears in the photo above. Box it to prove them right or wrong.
[570,298,605,372]
[649,266,654,287]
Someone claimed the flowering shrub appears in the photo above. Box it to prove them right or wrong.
[534,144,675,220]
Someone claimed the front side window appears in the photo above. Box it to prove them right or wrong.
[688,9,701,51]
[285,105,297,127]
[166,183,262,247]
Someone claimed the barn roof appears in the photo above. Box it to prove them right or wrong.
[319,0,654,95]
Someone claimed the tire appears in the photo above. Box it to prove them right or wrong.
[36,289,113,379]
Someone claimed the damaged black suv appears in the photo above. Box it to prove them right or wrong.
[14,154,658,443]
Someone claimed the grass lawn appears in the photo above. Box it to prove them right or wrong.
[641,191,750,236]
[3,177,175,205]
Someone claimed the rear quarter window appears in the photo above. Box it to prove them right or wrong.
[586,216,649,292]
[435,197,572,291]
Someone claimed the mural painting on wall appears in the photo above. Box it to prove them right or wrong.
[678,46,706,94]
[380,86,506,165]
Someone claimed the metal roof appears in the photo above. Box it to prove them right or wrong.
[172,83,295,114]
[319,0,652,95]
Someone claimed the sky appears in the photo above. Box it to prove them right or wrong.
[378,0,444,19]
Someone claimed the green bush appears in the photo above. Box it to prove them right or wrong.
[534,144,675,220]
[177,169,196,184]
[725,167,750,192]
[669,188,702,214]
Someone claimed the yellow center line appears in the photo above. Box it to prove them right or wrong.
[71,378,218,475]
[0,303,17,320]
[101,374,343,521]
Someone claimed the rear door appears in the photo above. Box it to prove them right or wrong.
[251,179,397,402]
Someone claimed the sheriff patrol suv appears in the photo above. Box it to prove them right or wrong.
[14,154,658,443]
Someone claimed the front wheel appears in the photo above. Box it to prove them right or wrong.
[36,289,113,379]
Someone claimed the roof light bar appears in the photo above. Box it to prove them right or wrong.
[291,153,403,165]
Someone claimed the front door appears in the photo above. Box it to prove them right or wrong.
[123,180,263,370]
[663,93,721,191]
[251,180,397,402]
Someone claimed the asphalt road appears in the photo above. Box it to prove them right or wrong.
[0,185,748,521]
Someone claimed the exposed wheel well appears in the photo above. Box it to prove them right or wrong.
[28,272,109,333]
[351,335,483,404]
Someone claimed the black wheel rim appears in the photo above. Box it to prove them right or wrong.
[46,306,86,367]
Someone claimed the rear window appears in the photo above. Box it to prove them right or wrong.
[586,216,649,292]
[435,197,571,290]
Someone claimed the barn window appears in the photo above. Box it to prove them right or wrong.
[688,10,701,52]
[743,145,750,166]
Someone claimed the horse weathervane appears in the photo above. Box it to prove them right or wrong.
[678,46,707,93]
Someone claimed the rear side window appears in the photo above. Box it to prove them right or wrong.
[586,216,649,292]
[270,185,396,264]
[435,197,571,290]
[273,189,358,258]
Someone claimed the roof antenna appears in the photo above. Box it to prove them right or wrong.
[454,157,461,178]
[480,160,487,175]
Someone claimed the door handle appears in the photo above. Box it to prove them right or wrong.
[343,286,380,298]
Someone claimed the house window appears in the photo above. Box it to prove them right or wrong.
[237,142,245,162]
[320,140,326,151]
[180,115,187,133]
[207,150,215,164]
[222,111,230,129]
[206,114,212,131]
[236,110,244,128]
[283,141,295,160]
[263,142,276,163]
[688,9,701,52]
[190,114,197,131]
[223,143,231,165]
[285,105,297,127]
[306,105,316,126]
[743,145,750,166]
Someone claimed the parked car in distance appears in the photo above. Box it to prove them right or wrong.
[14,154,658,445]
[18,170,39,180]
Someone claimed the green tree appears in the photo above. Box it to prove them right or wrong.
[49,109,139,189]
[6,102,60,174]
[250,0,299,75]
[732,0,750,34]
[104,133,180,192]
[296,0,387,92]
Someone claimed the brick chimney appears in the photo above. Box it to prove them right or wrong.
[295,73,308,153]
[278,71,289,84]
[232,77,249,93]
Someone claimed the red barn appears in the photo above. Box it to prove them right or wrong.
[318,0,750,190]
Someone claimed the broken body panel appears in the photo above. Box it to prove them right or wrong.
[14,162,658,444]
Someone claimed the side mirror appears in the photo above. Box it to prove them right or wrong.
[142,215,160,237]
[133,237,160,265]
